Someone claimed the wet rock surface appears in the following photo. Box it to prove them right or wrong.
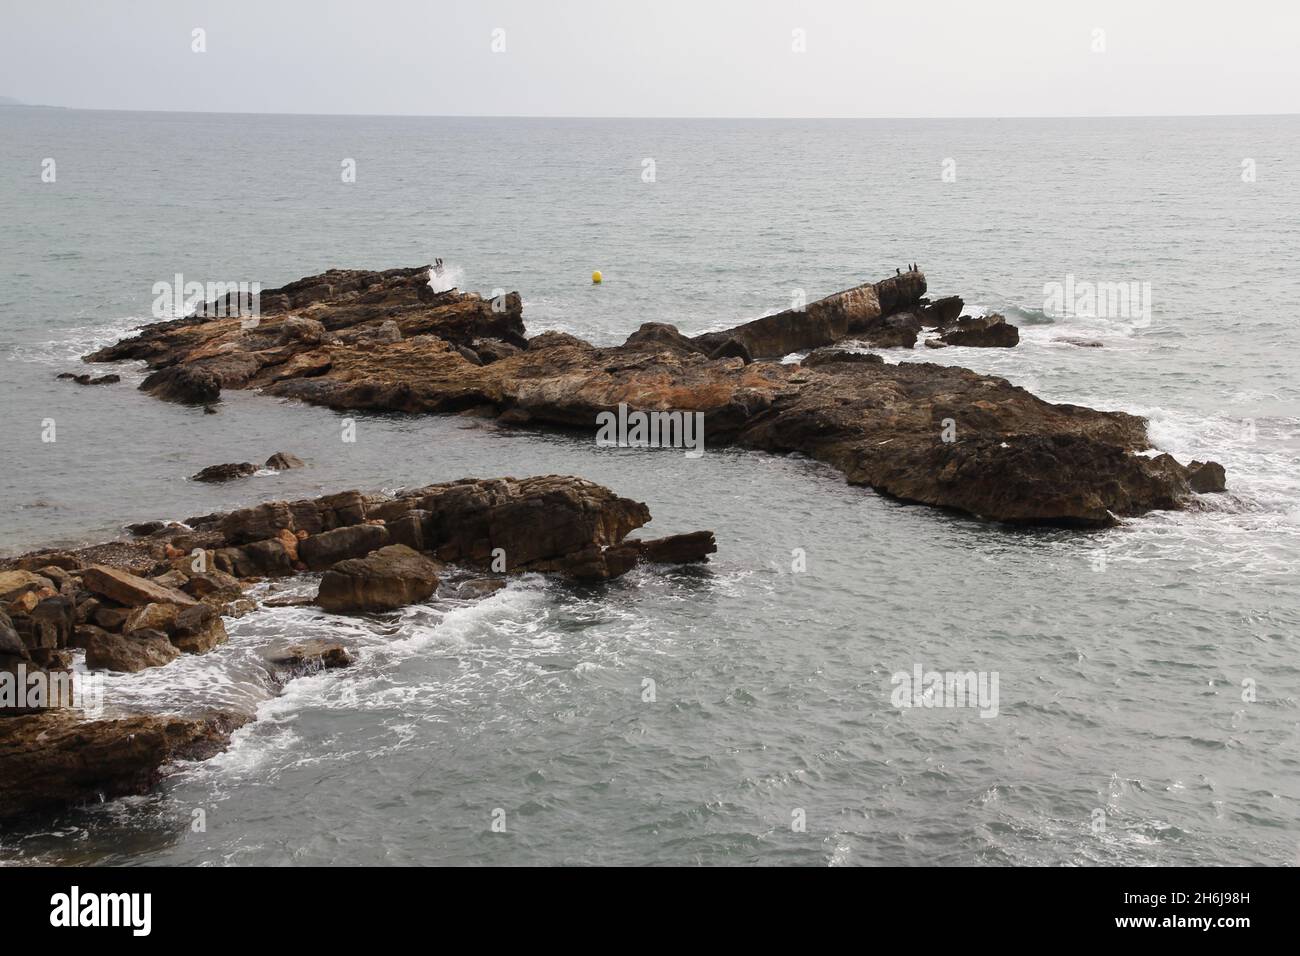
[0,711,249,823]
[0,474,713,820]
[85,264,1223,527]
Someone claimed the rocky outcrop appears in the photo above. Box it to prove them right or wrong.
[691,271,927,358]
[1,474,709,820]
[190,452,305,483]
[935,313,1020,348]
[192,462,258,483]
[85,265,1225,527]
[87,266,527,405]
[0,711,248,822]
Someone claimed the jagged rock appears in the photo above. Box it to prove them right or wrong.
[528,330,594,351]
[93,605,132,631]
[316,544,441,612]
[0,570,54,604]
[82,566,197,608]
[266,640,352,673]
[57,372,120,385]
[126,520,168,537]
[123,602,179,635]
[0,711,249,822]
[447,578,507,600]
[470,337,522,363]
[937,313,1020,348]
[299,524,391,571]
[170,603,227,654]
[625,322,706,355]
[692,271,926,358]
[1187,460,1227,493]
[1055,337,1104,348]
[265,451,304,471]
[630,531,718,564]
[278,316,325,345]
[140,365,222,404]
[74,267,1229,529]
[919,295,964,327]
[0,610,24,659]
[182,569,243,599]
[13,596,76,653]
[708,338,753,363]
[192,462,258,482]
[802,348,884,368]
[83,627,181,672]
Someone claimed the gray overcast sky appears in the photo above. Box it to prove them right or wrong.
[2,0,1296,117]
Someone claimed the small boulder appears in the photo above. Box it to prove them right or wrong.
[84,627,181,673]
[937,313,1020,348]
[265,451,304,471]
[82,565,198,608]
[316,544,440,613]
[140,365,222,404]
[299,524,391,571]
[266,640,352,674]
[277,316,325,346]
[171,604,228,655]
[1187,460,1227,493]
[191,462,258,483]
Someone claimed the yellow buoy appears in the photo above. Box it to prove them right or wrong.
[592,270,603,284]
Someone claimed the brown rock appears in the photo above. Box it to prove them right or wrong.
[0,570,54,605]
[0,711,249,822]
[93,605,132,631]
[266,640,352,673]
[265,451,305,471]
[82,565,198,608]
[631,531,718,564]
[83,627,181,672]
[171,603,228,654]
[123,602,180,635]
[316,544,441,613]
[937,313,1020,348]
[299,523,391,571]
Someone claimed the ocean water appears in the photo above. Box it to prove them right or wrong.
[1,110,1298,866]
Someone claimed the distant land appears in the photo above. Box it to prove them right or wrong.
[0,95,64,108]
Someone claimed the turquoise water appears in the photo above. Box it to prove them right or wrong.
[1,110,1298,865]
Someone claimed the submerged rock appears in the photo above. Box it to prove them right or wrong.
[57,372,120,385]
[266,639,352,674]
[192,462,258,483]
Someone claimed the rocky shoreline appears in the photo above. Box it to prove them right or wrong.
[84,264,1226,527]
[1,476,714,823]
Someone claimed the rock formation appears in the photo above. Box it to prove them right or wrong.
[84,264,1225,527]
[1,474,713,821]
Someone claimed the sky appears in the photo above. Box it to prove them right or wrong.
[1,0,1296,118]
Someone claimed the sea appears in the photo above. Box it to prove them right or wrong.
[1,109,1297,865]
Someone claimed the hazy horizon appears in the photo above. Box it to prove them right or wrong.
[2,0,1296,119]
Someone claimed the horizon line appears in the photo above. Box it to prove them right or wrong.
[4,103,1298,121]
